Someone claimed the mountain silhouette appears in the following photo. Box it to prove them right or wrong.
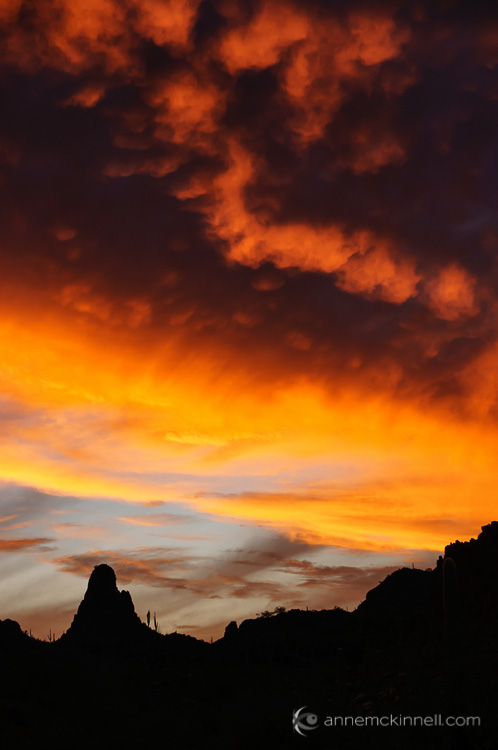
[356,567,434,620]
[1,523,498,749]
[60,563,146,646]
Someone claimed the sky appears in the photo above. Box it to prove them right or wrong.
[0,0,497,641]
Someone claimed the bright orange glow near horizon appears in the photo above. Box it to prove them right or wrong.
[0,0,497,639]
[0,290,496,552]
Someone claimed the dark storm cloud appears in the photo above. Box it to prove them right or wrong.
[0,0,497,412]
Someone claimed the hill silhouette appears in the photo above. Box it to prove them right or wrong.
[1,523,498,749]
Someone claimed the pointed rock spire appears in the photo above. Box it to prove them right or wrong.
[63,564,144,645]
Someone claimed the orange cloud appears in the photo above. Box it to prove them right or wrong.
[425,264,478,321]
[54,549,191,588]
[146,69,225,151]
[0,537,54,552]
[344,13,408,68]
[0,0,22,24]
[214,4,409,145]
[2,0,201,75]
[63,83,106,108]
[281,11,409,143]
[132,0,202,50]
[194,473,494,554]
[31,0,130,74]
[339,131,406,174]
[0,274,493,543]
[336,246,420,303]
[116,513,192,527]
[216,0,308,74]
[204,138,377,273]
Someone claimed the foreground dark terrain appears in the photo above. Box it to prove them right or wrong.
[2,524,498,749]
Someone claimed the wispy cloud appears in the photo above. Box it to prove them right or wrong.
[116,513,194,528]
[0,537,55,553]
[51,533,406,609]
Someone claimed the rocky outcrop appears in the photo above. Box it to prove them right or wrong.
[62,564,145,645]
[356,567,434,620]
[442,521,498,614]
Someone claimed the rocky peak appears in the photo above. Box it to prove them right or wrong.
[84,564,119,602]
[63,564,144,645]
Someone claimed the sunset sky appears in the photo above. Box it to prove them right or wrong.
[0,0,497,640]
